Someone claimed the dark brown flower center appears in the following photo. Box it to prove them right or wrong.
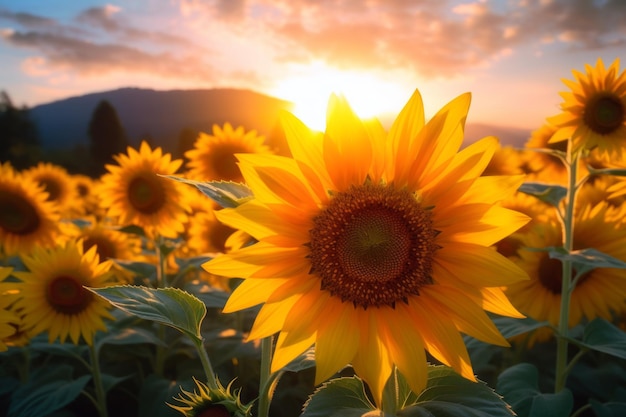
[84,236,116,260]
[584,93,624,135]
[208,144,246,181]
[309,183,439,309]
[40,178,62,201]
[0,190,41,235]
[207,220,237,253]
[196,404,230,417]
[128,174,166,214]
[46,275,93,315]
[538,255,589,295]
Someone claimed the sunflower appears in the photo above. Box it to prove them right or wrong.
[184,123,273,182]
[505,201,626,341]
[168,377,252,417]
[99,141,191,239]
[0,162,62,257]
[204,90,529,403]
[548,58,626,156]
[22,162,78,216]
[73,218,144,283]
[11,240,117,345]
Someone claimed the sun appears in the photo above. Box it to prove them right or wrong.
[270,62,412,131]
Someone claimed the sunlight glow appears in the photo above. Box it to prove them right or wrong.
[270,62,412,131]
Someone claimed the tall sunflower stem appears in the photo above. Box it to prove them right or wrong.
[154,236,167,376]
[88,343,109,417]
[554,150,579,393]
[193,337,220,391]
[257,336,274,417]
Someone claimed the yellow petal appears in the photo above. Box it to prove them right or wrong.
[314,300,360,382]
[435,242,529,287]
[222,278,287,313]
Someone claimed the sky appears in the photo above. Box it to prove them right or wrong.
[0,0,625,132]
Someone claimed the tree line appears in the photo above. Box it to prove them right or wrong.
[1,91,197,177]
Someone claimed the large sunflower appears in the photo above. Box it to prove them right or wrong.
[505,201,626,337]
[11,240,116,345]
[0,162,61,257]
[204,90,529,403]
[184,123,273,182]
[99,141,191,239]
[548,58,626,156]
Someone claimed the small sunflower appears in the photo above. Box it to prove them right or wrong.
[11,240,117,345]
[74,218,144,283]
[184,123,273,182]
[204,90,529,403]
[548,58,626,156]
[168,377,252,417]
[524,123,569,184]
[0,162,61,257]
[99,141,191,239]
[22,162,78,216]
[505,201,626,339]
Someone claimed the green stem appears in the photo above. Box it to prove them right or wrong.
[88,343,109,417]
[554,150,579,393]
[257,336,274,417]
[154,237,166,376]
[193,337,219,390]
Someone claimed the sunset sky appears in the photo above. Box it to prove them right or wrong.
[0,0,625,131]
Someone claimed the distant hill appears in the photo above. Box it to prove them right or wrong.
[29,87,530,155]
[29,87,294,155]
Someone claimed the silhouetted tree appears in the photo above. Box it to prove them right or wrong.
[87,100,129,176]
[176,127,198,161]
[0,90,40,169]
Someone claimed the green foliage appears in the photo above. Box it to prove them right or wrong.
[8,364,91,417]
[88,285,207,342]
[497,363,573,417]
[163,175,254,207]
[518,182,568,207]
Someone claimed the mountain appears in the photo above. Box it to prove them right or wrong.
[29,87,294,154]
[28,87,531,154]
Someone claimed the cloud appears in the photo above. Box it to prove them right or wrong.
[182,0,626,77]
[0,5,215,82]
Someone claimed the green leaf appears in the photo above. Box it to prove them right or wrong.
[8,365,91,417]
[590,399,626,417]
[496,363,573,417]
[162,175,253,208]
[587,166,626,177]
[549,248,626,277]
[184,280,229,309]
[139,375,194,417]
[528,391,573,417]
[96,326,167,350]
[492,315,550,339]
[518,182,568,207]
[117,224,147,237]
[301,377,376,417]
[581,318,626,360]
[88,285,207,342]
[400,366,514,417]
[111,259,156,282]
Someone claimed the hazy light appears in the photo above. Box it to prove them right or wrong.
[270,62,411,131]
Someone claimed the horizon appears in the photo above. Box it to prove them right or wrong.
[1,1,625,131]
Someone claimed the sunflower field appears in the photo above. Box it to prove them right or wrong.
[1,58,626,417]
